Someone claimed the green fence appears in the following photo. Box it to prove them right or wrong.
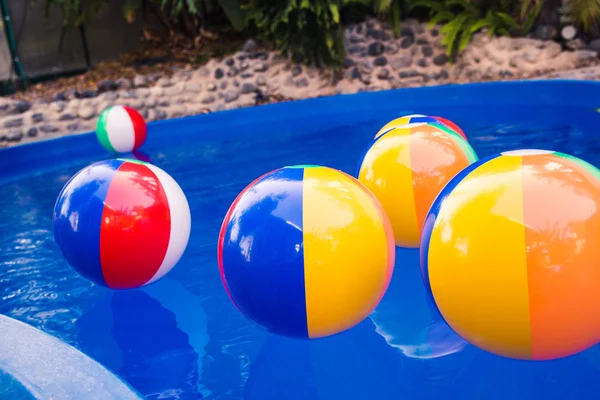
[0,0,142,92]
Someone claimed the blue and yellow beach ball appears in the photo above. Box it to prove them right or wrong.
[217,165,395,339]
[421,149,600,360]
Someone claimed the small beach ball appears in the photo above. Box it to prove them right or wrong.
[375,115,467,141]
[53,159,191,289]
[421,149,600,361]
[218,165,395,339]
[96,105,147,153]
[358,122,477,248]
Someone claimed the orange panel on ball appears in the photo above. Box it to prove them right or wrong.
[523,153,600,360]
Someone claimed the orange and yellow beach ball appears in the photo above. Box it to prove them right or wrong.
[421,149,600,360]
[357,122,478,248]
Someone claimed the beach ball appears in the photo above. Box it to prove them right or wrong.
[375,115,467,141]
[53,159,191,290]
[96,105,147,153]
[218,165,394,339]
[421,149,600,361]
[357,122,477,248]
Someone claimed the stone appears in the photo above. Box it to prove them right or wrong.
[399,70,419,79]
[439,69,450,80]
[344,58,355,68]
[165,83,184,96]
[500,70,514,78]
[220,81,228,90]
[385,45,398,55]
[374,56,388,66]
[243,39,258,52]
[254,62,269,72]
[360,60,373,74]
[27,127,38,137]
[416,38,429,45]
[215,68,224,79]
[157,77,173,87]
[257,76,267,86]
[367,28,382,40]
[391,56,412,70]
[15,101,30,113]
[368,42,385,57]
[116,78,132,89]
[101,91,119,101]
[381,31,391,41]
[361,74,372,85]
[589,39,600,52]
[241,72,254,79]
[567,39,585,50]
[174,69,192,81]
[195,67,210,78]
[431,29,439,37]
[40,124,58,133]
[52,92,67,102]
[350,35,365,44]
[225,58,235,66]
[356,23,363,34]
[227,67,240,77]
[292,65,302,77]
[576,50,598,63]
[4,117,23,128]
[423,74,431,83]
[400,26,413,37]
[158,99,170,107]
[561,25,577,40]
[242,83,256,94]
[133,75,147,87]
[224,91,240,103]
[78,106,96,120]
[417,58,428,68]
[250,51,269,60]
[207,83,217,91]
[233,80,240,87]
[51,101,67,113]
[348,45,367,56]
[433,54,448,66]
[155,109,167,120]
[240,61,249,71]
[59,112,77,121]
[295,78,309,87]
[201,94,216,105]
[67,123,79,132]
[97,79,118,92]
[6,128,22,142]
[187,81,203,93]
[31,113,43,123]
[377,68,390,80]
[422,46,434,57]
[534,25,555,41]
[80,89,98,99]
[415,24,425,34]
[120,89,137,99]
[400,36,414,49]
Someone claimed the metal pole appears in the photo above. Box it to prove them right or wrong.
[0,0,28,89]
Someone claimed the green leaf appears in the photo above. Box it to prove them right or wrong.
[217,0,248,31]
[329,4,339,23]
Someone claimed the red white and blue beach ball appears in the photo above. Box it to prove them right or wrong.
[53,159,191,289]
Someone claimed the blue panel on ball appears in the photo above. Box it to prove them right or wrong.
[53,159,124,286]
[221,167,308,338]
[419,153,502,305]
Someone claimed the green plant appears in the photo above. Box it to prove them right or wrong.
[372,0,404,36]
[41,0,248,33]
[407,0,524,60]
[246,0,369,69]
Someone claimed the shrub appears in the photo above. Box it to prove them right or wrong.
[246,0,371,70]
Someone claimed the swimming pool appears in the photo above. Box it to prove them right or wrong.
[2,80,600,399]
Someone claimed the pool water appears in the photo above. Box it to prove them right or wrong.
[2,81,600,399]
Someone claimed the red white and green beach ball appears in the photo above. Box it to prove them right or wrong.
[96,105,148,153]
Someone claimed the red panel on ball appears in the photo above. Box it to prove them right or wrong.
[100,161,171,289]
